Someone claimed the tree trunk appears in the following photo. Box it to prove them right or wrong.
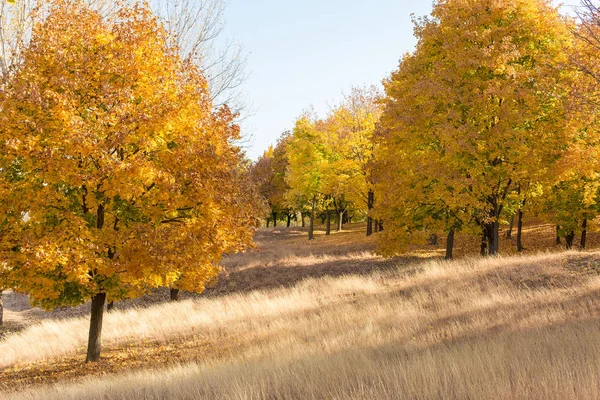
[366,190,374,237]
[428,234,438,246]
[272,212,277,228]
[486,221,500,256]
[86,292,106,363]
[566,231,575,250]
[301,213,306,228]
[325,210,331,236]
[480,231,488,256]
[517,208,524,252]
[445,230,455,260]
[337,211,344,231]
[581,219,587,250]
[506,215,515,239]
[107,301,114,312]
[170,288,180,301]
[266,218,270,228]
[309,196,316,240]
[556,226,561,245]
[287,213,292,228]
[378,220,384,232]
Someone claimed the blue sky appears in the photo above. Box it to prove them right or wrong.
[221,0,578,160]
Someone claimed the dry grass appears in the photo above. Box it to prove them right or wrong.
[3,224,600,398]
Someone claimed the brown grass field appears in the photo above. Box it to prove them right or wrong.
[2,221,600,399]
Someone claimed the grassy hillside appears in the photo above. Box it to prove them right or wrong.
[2,224,600,399]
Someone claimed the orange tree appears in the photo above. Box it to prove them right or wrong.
[0,0,259,362]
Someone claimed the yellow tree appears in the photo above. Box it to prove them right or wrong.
[0,0,258,362]
[375,0,574,256]
[326,86,382,235]
[538,0,600,250]
[286,116,328,240]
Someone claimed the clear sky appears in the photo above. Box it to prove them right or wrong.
[221,0,579,160]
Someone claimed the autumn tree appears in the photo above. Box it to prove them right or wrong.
[0,0,258,362]
[326,86,382,236]
[251,132,292,227]
[286,117,328,240]
[375,0,574,256]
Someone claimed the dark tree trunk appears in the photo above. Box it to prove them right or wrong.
[337,211,344,231]
[378,220,384,232]
[0,291,3,326]
[480,231,488,256]
[566,231,575,250]
[556,226,561,245]
[343,212,349,224]
[107,301,114,312]
[170,288,180,301]
[325,210,331,236]
[287,213,292,228]
[301,213,306,228]
[272,212,277,227]
[506,215,515,239]
[428,234,438,246]
[366,190,374,237]
[445,230,455,260]
[581,219,588,250]
[266,218,270,228]
[517,208,524,253]
[86,292,106,363]
[309,196,316,240]
[486,221,500,256]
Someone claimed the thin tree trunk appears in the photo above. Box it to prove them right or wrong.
[86,292,106,363]
[287,213,292,228]
[480,231,488,256]
[301,213,306,228]
[309,196,316,240]
[486,221,500,256]
[337,210,344,231]
[556,225,561,245]
[506,215,515,239]
[566,231,575,250]
[378,220,384,232]
[107,301,114,312]
[517,208,524,252]
[366,190,374,237]
[428,234,438,246]
[266,218,270,228]
[272,212,277,228]
[170,288,180,301]
[445,230,455,260]
[581,219,588,250]
[325,210,331,236]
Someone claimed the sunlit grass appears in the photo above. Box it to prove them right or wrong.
[3,246,600,398]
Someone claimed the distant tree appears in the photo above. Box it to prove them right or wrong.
[286,117,328,240]
[251,132,292,227]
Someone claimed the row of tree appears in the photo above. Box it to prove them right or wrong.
[253,0,600,260]
[251,87,383,240]
[0,0,262,362]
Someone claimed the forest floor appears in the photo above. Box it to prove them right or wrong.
[2,222,600,399]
